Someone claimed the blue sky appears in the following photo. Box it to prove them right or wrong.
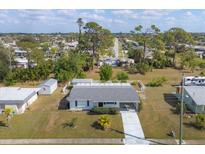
[0,9,205,33]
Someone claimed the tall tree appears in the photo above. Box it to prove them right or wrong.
[76,18,84,43]
[0,45,10,81]
[83,22,114,69]
[164,27,193,66]
[134,24,160,61]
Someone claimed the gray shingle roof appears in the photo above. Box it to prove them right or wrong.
[67,85,139,102]
[184,86,205,105]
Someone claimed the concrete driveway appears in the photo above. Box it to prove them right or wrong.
[120,111,150,145]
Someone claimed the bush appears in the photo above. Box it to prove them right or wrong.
[200,71,205,76]
[98,115,111,130]
[99,64,112,81]
[128,65,137,74]
[146,77,167,87]
[109,108,118,114]
[112,80,119,83]
[3,71,16,86]
[62,118,78,128]
[90,107,119,115]
[131,81,137,86]
[195,114,205,129]
[116,71,129,81]
[135,62,150,75]
[127,63,150,75]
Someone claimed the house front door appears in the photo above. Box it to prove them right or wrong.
[98,102,103,107]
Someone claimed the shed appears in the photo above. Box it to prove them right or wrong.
[38,78,58,95]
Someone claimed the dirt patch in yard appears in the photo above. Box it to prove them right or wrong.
[45,112,60,133]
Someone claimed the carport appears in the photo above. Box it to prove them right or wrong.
[119,102,137,111]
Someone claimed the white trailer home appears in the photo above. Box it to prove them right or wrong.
[38,79,58,95]
[0,87,38,114]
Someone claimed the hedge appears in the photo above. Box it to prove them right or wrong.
[90,107,119,115]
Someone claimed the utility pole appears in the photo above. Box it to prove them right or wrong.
[179,73,185,145]
[8,48,12,71]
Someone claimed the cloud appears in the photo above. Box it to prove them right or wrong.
[112,10,138,19]
[186,11,192,16]
[94,9,105,14]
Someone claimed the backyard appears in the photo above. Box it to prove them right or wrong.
[87,67,205,139]
[0,87,124,139]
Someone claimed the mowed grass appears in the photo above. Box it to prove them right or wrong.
[87,67,205,139]
[0,87,124,139]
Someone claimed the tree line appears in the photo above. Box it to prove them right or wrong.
[1,20,205,85]
[0,18,114,85]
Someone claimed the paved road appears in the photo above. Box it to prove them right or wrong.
[0,138,123,145]
[113,38,119,58]
[120,111,150,145]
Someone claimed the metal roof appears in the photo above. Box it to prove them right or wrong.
[39,78,57,87]
[0,87,37,104]
[72,79,93,84]
[67,85,139,103]
[184,86,205,105]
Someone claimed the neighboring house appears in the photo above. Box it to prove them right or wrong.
[66,81,140,111]
[14,48,27,58]
[0,87,38,114]
[176,86,205,114]
[98,57,119,67]
[64,41,78,50]
[14,57,37,69]
[14,57,28,68]
[193,45,205,59]
[38,78,58,95]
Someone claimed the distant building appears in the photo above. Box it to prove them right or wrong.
[14,48,27,58]
[98,57,119,67]
[14,57,37,69]
[64,41,78,50]
[14,57,29,68]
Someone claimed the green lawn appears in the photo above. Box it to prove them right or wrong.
[0,88,124,139]
[86,67,205,139]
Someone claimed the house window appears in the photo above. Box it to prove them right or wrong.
[104,102,116,105]
[75,101,78,107]
[87,100,89,106]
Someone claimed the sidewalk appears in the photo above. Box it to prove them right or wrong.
[120,111,149,145]
[0,138,123,145]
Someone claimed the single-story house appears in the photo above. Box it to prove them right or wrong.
[176,86,205,114]
[38,78,57,95]
[66,82,140,111]
[0,87,38,114]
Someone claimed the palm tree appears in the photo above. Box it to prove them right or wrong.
[76,18,84,43]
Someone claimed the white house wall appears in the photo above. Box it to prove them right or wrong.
[70,101,94,110]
